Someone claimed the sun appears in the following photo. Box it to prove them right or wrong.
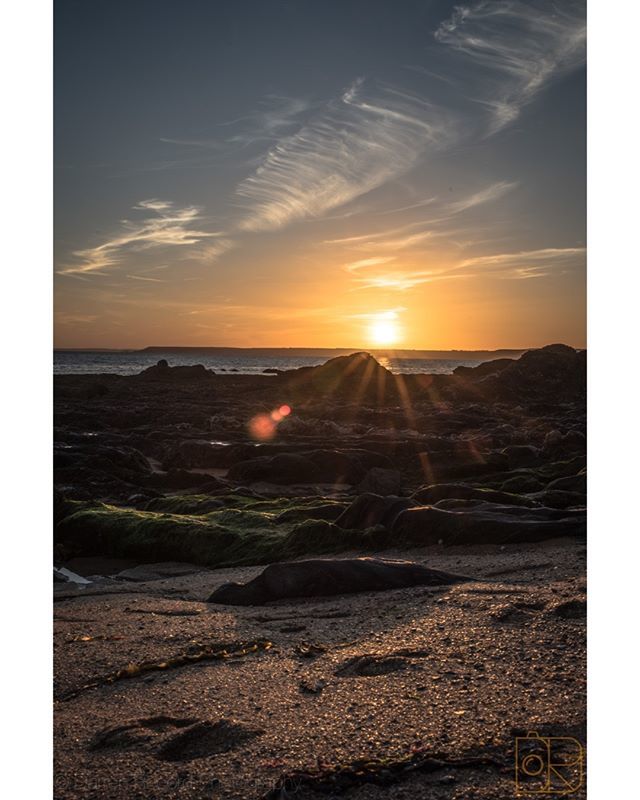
[369,318,400,346]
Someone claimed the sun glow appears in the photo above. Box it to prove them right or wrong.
[369,318,401,346]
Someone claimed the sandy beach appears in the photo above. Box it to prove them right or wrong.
[54,539,585,799]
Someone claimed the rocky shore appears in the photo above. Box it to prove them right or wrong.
[54,345,586,799]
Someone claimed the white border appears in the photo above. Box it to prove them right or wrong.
[2,0,53,795]
[2,0,639,795]
[588,0,639,796]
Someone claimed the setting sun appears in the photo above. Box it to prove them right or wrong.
[369,318,401,346]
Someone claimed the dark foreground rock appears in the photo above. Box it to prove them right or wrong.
[391,503,585,545]
[206,556,473,605]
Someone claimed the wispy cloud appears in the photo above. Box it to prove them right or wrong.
[125,274,166,283]
[445,180,518,213]
[352,271,440,291]
[54,312,100,325]
[435,0,586,134]
[327,180,517,258]
[454,246,585,279]
[59,199,225,275]
[233,80,457,232]
[150,95,313,172]
[347,246,584,291]
[373,196,438,216]
[344,256,397,273]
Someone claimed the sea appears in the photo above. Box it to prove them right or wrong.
[54,348,526,376]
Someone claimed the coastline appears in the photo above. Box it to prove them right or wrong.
[54,347,586,799]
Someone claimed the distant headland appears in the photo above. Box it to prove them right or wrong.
[56,345,532,360]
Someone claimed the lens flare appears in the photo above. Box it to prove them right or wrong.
[248,404,293,441]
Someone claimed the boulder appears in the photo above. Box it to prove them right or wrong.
[227,453,321,484]
[501,445,541,469]
[412,483,538,508]
[356,467,402,496]
[480,344,586,401]
[207,557,473,605]
[138,362,215,381]
[115,562,207,582]
[335,494,416,530]
[282,352,396,401]
[546,473,586,494]
[390,503,586,546]
[453,358,514,380]
[227,449,392,486]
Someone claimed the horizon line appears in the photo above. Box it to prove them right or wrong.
[53,344,575,354]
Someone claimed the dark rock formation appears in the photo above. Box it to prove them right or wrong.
[228,453,321,484]
[477,344,585,401]
[227,448,392,486]
[138,361,215,381]
[335,494,416,530]
[391,503,586,546]
[357,467,402,495]
[411,483,538,508]
[207,556,472,605]
[281,351,396,401]
[453,358,514,379]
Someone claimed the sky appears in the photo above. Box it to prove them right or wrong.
[54,0,586,350]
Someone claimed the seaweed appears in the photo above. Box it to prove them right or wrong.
[59,639,274,701]
[262,747,505,797]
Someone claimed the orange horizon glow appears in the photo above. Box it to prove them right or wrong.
[55,234,586,351]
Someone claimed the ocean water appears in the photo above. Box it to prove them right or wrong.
[53,349,514,376]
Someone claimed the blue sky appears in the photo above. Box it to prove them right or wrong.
[54,0,586,349]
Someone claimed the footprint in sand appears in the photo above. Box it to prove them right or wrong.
[335,654,415,677]
[88,717,263,761]
[157,719,263,762]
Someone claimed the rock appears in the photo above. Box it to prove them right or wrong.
[453,358,514,380]
[145,469,226,492]
[501,445,541,469]
[115,562,207,582]
[529,489,585,509]
[138,363,215,381]
[500,474,544,493]
[282,352,396,401]
[335,494,416,530]
[207,557,472,605]
[300,679,326,694]
[227,449,391,486]
[357,468,402,496]
[546,473,587,494]
[227,453,321,484]
[543,429,563,449]
[306,449,367,484]
[390,504,586,546]
[411,483,538,508]
[479,344,586,402]
[86,382,109,400]
[164,440,227,469]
